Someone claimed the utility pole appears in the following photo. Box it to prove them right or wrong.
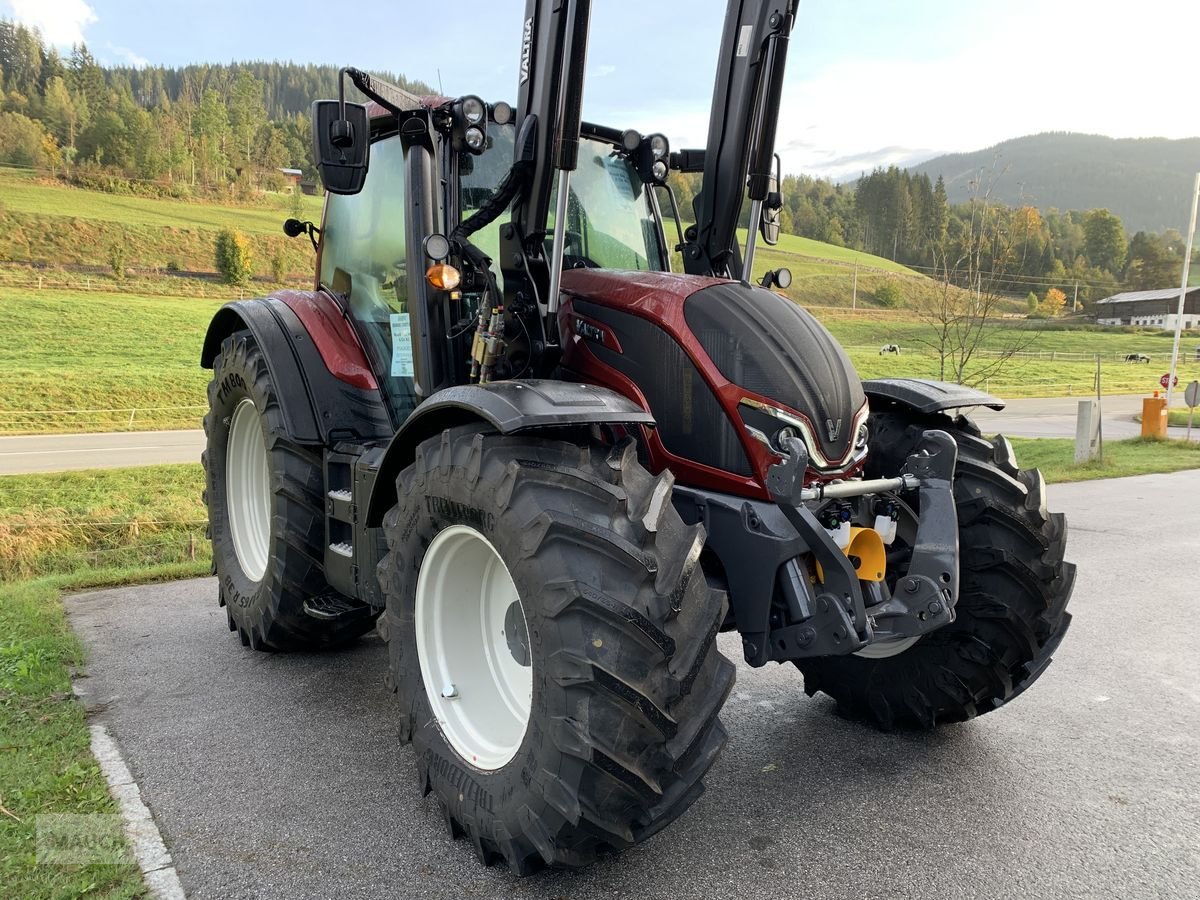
[1166,172,1200,411]
[851,261,858,309]
[1073,281,1079,312]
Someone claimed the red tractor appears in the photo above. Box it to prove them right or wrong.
[201,0,1074,873]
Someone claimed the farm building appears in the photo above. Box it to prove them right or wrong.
[1094,287,1200,329]
[278,168,304,191]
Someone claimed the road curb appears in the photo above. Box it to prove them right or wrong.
[89,724,187,900]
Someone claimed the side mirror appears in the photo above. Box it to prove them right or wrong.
[760,197,782,246]
[759,152,783,246]
[311,99,370,196]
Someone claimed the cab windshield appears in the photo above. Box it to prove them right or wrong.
[460,125,666,272]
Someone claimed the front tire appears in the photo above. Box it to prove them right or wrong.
[203,330,376,651]
[377,428,734,873]
[796,409,1075,729]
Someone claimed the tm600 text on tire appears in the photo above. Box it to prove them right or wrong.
[377,427,734,873]
[203,330,376,651]
[797,408,1075,729]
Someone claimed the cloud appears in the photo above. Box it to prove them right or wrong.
[107,43,149,68]
[774,0,1200,180]
[590,64,617,78]
[6,0,97,47]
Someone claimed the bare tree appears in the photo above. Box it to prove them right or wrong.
[913,159,1037,385]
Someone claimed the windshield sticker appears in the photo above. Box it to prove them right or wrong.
[604,156,636,202]
[390,313,414,378]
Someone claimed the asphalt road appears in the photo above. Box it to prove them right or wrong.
[67,471,1200,899]
[969,393,1198,441]
[3,394,1195,475]
[0,430,204,474]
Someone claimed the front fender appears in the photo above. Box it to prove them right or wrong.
[863,377,1004,415]
[364,380,655,526]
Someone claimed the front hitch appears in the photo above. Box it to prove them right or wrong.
[764,429,959,660]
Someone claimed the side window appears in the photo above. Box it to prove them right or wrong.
[319,135,417,421]
[547,138,665,272]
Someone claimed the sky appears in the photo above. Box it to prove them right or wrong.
[5,0,1199,180]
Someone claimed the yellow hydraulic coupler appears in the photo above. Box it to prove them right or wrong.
[815,526,887,583]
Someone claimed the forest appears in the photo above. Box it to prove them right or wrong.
[0,20,429,196]
[0,19,1189,306]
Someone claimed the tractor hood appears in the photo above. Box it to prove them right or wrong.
[558,269,866,469]
[683,281,866,465]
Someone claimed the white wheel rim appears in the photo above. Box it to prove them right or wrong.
[854,635,921,659]
[226,398,271,582]
[415,525,532,771]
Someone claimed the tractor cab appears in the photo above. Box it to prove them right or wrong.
[309,79,676,430]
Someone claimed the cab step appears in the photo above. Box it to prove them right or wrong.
[303,592,373,622]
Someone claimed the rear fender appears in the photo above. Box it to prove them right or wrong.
[201,294,391,445]
[363,380,655,526]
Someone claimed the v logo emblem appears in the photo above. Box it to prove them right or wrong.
[825,418,842,442]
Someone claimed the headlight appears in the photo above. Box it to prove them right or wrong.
[649,133,669,159]
[855,422,869,451]
[464,126,486,152]
[651,159,668,182]
[773,425,799,454]
[492,101,513,125]
[461,96,486,125]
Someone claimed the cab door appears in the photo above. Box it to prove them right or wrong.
[317,133,419,426]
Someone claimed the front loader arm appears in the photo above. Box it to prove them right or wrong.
[683,0,799,280]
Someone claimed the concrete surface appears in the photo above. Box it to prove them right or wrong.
[0,430,204,474]
[66,471,1200,899]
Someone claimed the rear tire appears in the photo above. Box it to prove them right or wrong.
[795,410,1075,729]
[203,330,376,651]
[377,427,734,873]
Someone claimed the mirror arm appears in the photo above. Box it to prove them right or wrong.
[656,183,687,254]
[742,197,763,285]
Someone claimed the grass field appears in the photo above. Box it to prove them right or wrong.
[1010,436,1200,483]
[2,575,146,899]
[0,167,323,234]
[1,173,1198,432]
[0,287,221,433]
[0,463,209,581]
[747,230,918,277]
[0,168,323,280]
[4,283,1198,433]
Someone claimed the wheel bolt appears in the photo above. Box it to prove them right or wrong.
[442,683,459,700]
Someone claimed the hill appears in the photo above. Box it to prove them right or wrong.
[0,168,927,310]
[910,132,1200,233]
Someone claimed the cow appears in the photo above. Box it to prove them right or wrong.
[1124,353,1150,364]
[879,344,901,356]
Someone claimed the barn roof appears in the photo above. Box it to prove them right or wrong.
[1096,286,1200,304]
